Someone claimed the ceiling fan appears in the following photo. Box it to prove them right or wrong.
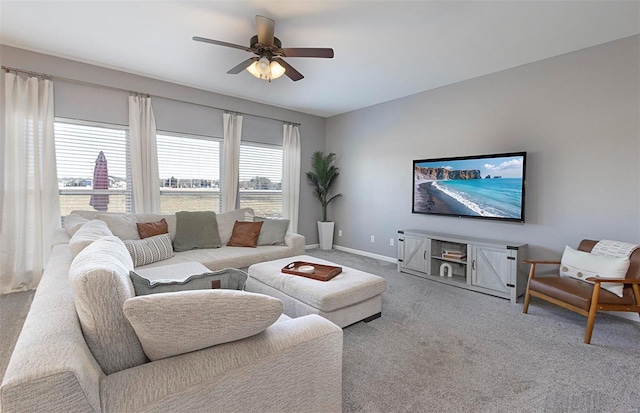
[193,15,334,82]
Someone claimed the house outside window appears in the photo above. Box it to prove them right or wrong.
[54,119,132,216]
[238,143,283,218]
[156,132,222,214]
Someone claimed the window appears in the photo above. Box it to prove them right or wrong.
[238,143,283,218]
[156,132,222,214]
[54,119,132,216]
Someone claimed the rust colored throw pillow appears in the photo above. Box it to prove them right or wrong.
[227,221,264,248]
[137,218,169,239]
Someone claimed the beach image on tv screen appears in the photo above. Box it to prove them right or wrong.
[413,155,525,219]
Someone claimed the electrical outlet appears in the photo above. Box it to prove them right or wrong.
[338,229,342,237]
[390,238,394,246]
[370,235,375,243]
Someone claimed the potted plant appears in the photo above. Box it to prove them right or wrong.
[306,151,342,250]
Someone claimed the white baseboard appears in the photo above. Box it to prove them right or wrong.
[304,243,396,263]
[333,245,397,263]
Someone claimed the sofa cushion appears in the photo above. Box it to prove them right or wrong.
[64,213,90,237]
[135,213,177,241]
[70,210,101,220]
[69,236,148,374]
[174,211,222,252]
[123,233,175,267]
[216,208,255,245]
[130,263,247,295]
[69,219,113,258]
[137,218,169,239]
[96,214,140,240]
[227,221,263,247]
[123,289,283,361]
[255,217,290,246]
[560,245,629,297]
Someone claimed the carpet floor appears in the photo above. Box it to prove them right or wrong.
[0,289,34,383]
[2,250,639,412]
[306,249,640,413]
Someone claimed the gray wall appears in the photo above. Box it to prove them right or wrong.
[326,35,640,260]
[0,45,326,243]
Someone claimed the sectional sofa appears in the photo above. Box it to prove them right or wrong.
[0,208,344,412]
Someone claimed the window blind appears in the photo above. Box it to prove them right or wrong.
[156,133,222,213]
[54,119,132,215]
[238,143,283,218]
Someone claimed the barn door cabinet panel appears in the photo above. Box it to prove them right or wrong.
[398,230,527,303]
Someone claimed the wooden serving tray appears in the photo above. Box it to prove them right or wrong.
[281,261,342,281]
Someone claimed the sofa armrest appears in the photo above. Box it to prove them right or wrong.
[101,315,342,413]
[285,232,306,255]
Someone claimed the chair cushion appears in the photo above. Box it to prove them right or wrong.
[123,289,283,360]
[560,246,629,297]
[530,276,636,312]
[69,236,148,374]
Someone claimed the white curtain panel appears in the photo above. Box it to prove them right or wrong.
[1,73,60,293]
[282,124,301,233]
[129,95,160,214]
[221,112,243,212]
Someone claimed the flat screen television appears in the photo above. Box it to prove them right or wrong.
[413,152,526,222]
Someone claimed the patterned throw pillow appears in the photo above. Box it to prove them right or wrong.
[123,233,175,267]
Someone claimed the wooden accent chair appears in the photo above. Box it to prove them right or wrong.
[523,239,640,344]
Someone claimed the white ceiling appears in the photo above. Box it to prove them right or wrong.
[1,1,639,118]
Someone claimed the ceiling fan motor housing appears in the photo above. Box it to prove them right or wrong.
[250,35,282,56]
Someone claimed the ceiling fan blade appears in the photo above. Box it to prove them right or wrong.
[256,15,275,46]
[227,57,258,74]
[276,58,304,82]
[280,48,334,58]
[193,36,252,52]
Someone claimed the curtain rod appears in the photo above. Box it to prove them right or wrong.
[2,65,301,127]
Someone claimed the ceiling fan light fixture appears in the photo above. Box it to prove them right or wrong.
[269,60,285,79]
[246,57,285,81]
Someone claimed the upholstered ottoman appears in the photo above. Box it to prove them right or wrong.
[246,255,387,328]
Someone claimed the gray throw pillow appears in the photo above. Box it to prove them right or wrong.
[255,217,290,245]
[173,211,222,252]
[130,267,248,295]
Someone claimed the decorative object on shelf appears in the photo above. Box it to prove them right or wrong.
[306,151,342,250]
[439,263,453,278]
[442,249,466,260]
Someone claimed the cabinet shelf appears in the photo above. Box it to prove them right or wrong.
[397,229,528,304]
[431,255,467,265]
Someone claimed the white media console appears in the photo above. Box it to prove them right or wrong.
[397,229,528,303]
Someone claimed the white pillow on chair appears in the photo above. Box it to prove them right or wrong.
[559,246,629,297]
